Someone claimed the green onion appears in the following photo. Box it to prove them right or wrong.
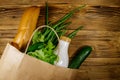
[68,26,83,39]
[52,5,86,29]
[45,2,49,25]
[43,5,85,38]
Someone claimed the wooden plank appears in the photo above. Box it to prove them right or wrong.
[0,5,120,31]
[80,65,120,72]
[0,38,12,45]
[0,30,17,38]
[0,0,120,7]
[45,5,120,31]
[79,65,120,80]
[82,58,120,66]
[0,8,24,29]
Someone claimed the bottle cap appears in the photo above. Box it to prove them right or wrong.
[60,36,71,42]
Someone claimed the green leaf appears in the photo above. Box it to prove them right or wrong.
[28,49,58,64]
[28,41,58,64]
[68,26,83,39]
[46,40,55,50]
[27,42,45,52]
[32,31,45,44]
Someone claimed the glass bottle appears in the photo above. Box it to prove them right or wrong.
[55,36,71,67]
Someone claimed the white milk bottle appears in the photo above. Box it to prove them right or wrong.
[55,36,71,67]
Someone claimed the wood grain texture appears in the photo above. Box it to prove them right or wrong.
[79,65,120,80]
[0,0,120,7]
[0,1,120,80]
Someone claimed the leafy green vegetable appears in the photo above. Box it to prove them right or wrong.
[27,42,45,52]
[32,31,45,44]
[46,40,55,49]
[28,40,58,64]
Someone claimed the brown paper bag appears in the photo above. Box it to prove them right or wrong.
[0,43,81,80]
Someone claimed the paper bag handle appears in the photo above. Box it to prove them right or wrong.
[25,25,60,54]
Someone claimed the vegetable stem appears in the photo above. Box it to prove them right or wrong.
[45,2,49,25]
[43,5,85,40]
[52,5,86,29]
[68,26,83,39]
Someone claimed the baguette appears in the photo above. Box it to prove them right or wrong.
[11,6,40,50]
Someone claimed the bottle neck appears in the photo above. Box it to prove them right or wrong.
[59,36,71,50]
[60,36,71,43]
[59,40,70,50]
[55,36,71,54]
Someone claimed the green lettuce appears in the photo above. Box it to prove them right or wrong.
[28,39,58,64]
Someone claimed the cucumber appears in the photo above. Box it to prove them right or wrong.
[68,46,92,69]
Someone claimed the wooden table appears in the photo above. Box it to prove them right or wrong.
[0,0,120,80]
